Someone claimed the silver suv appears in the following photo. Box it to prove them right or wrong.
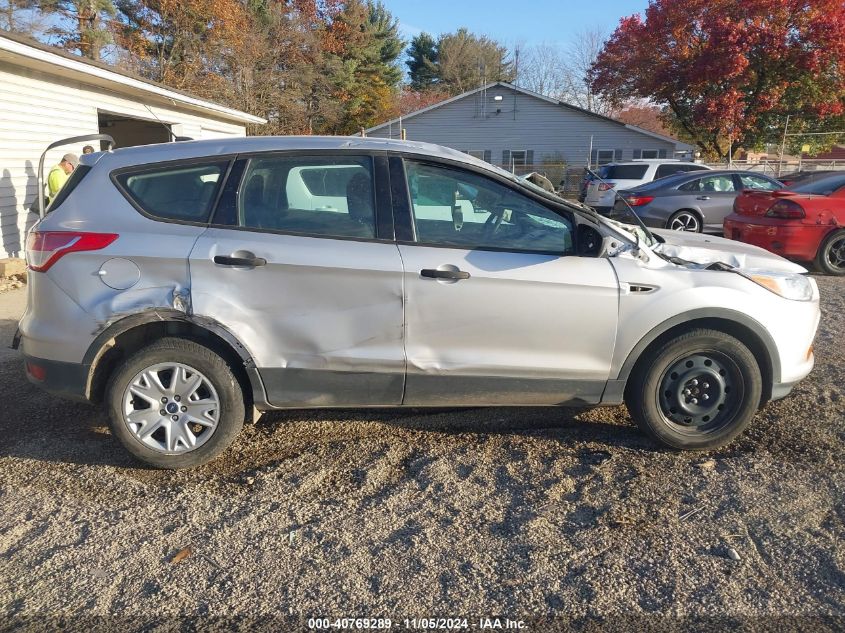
[17,137,820,468]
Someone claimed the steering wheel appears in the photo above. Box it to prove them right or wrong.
[483,208,506,239]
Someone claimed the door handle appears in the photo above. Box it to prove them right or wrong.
[696,196,711,200]
[420,268,470,280]
[214,253,267,267]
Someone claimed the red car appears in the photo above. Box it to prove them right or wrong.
[724,173,845,275]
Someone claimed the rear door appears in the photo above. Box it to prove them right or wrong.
[679,173,740,231]
[189,152,405,407]
[392,157,619,406]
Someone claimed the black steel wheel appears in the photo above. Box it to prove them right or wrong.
[626,328,762,450]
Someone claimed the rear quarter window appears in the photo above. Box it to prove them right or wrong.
[114,161,229,222]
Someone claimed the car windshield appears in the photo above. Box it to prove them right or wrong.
[790,174,845,194]
[599,164,649,180]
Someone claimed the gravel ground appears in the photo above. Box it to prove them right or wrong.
[0,279,843,632]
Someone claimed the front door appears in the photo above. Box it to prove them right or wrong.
[395,158,620,406]
[189,153,405,407]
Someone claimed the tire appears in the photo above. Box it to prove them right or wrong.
[814,229,845,276]
[106,337,245,469]
[625,329,762,450]
[667,210,702,232]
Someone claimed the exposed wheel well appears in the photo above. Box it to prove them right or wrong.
[624,317,774,404]
[86,320,255,410]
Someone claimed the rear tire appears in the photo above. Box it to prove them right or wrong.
[106,337,245,469]
[814,229,845,276]
[625,329,762,450]
[667,210,702,232]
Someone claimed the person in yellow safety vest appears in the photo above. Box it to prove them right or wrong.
[47,153,79,201]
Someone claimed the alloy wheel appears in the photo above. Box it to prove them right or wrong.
[121,362,220,454]
[824,235,845,272]
[669,212,700,232]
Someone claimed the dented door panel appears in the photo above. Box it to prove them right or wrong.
[189,228,405,407]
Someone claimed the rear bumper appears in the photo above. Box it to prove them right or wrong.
[23,354,90,402]
[723,214,826,262]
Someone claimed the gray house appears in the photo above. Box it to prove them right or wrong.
[367,82,693,173]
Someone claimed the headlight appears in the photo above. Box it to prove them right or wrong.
[740,269,815,301]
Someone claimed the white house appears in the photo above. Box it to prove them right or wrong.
[0,30,266,258]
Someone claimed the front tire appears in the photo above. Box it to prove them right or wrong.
[625,329,762,450]
[814,229,845,276]
[667,210,702,232]
[106,337,245,469]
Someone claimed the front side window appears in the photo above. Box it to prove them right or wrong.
[116,161,228,222]
[405,160,574,255]
[237,155,375,238]
[739,174,780,191]
[655,164,687,179]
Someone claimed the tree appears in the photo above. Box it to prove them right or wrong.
[518,30,616,116]
[0,0,49,36]
[589,0,845,160]
[43,0,116,60]
[436,28,514,95]
[616,103,674,137]
[406,32,439,90]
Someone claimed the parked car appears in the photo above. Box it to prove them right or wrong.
[613,170,783,234]
[17,137,819,468]
[724,172,845,275]
[776,170,840,189]
[584,160,711,212]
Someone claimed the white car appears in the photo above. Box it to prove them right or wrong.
[586,160,712,212]
[19,136,818,468]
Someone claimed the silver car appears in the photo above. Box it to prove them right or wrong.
[17,137,820,468]
[614,170,783,233]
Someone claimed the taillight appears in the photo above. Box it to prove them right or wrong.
[26,231,118,272]
[622,195,654,207]
[598,183,614,191]
[765,200,805,219]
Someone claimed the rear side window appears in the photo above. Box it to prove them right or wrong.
[47,164,91,213]
[115,161,228,222]
[602,164,648,179]
[236,155,375,239]
[654,164,686,179]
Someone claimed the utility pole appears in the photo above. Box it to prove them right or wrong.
[778,114,790,177]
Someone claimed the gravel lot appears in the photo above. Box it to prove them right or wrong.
[0,278,843,632]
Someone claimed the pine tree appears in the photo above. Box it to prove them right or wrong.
[406,32,439,90]
[44,0,116,60]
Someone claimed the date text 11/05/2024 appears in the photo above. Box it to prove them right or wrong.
[307,617,528,629]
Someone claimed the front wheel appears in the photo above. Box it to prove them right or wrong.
[106,337,245,469]
[814,229,845,276]
[667,210,702,232]
[625,329,762,450]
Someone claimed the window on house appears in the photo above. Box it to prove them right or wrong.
[510,150,527,168]
[596,150,616,165]
[464,150,491,163]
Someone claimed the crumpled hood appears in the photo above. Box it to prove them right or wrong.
[650,229,808,273]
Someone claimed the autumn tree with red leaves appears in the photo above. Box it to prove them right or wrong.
[589,0,845,159]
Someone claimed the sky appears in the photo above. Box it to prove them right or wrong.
[380,0,651,47]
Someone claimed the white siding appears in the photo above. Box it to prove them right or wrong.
[0,62,247,257]
[369,85,681,169]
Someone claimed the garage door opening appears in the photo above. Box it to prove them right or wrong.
[98,111,172,149]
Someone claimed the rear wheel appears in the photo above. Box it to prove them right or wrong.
[106,337,245,469]
[814,229,845,276]
[626,329,762,450]
[667,210,702,232]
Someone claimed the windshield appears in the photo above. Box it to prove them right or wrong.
[791,174,845,195]
[599,164,649,180]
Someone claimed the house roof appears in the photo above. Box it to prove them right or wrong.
[0,30,266,125]
[368,81,694,151]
